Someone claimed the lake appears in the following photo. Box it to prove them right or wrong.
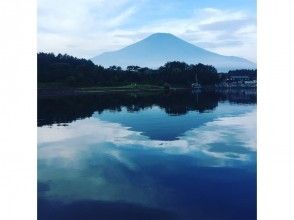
[38,90,256,220]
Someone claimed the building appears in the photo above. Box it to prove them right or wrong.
[192,73,202,90]
[229,75,250,81]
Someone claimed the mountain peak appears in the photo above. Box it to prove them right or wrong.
[147,32,177,38]
[92,33,256,72]
[143,33,181,42]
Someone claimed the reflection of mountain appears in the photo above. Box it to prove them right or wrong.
[38,90,256,127]
[38,109,256,220]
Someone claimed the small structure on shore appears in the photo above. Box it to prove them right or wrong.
[191,73,202,90]
[163,83,171,90]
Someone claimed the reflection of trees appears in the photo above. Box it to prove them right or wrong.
[216,89,257,104]
[38,90,256,126]
[160,91,219,115]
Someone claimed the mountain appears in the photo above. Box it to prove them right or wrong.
[92,33,256,72]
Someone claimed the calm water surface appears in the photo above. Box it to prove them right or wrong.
[38,90,256,220]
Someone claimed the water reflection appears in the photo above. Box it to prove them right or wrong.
[38,90,256,126]
[38,91,256,220]
[38,109,256,164]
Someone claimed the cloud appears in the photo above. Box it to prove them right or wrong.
[105,6,137,28]
[38,0,142,57]
[107,7,256,61]
[199,19,252,32]
[38,1,256,61]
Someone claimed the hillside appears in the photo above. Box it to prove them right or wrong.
[92,33,256,72]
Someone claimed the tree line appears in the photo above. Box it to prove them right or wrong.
[38,53,256,87]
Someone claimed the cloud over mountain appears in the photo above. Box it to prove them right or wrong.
[38,0,256,62]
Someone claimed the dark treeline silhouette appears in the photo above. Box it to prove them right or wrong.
[228,69,257,77]
[218,69,257,81]
[38,90,256,126]
[38,53,221,87]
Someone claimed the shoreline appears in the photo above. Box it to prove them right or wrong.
[38,86,256,98]
[37,86,188,98]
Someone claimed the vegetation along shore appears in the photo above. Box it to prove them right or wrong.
[38,53,257,94]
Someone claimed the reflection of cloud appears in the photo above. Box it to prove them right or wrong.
[38,109,256,164]
[38,109,256,204]
[38,119,143,170]
[38,119,137,145]
[38,199,178,220]
[179,110,256,160]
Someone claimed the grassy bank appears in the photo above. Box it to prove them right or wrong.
[78,84,187,92]
[38,84,189,97]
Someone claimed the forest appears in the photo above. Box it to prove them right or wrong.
[38,53,256,88]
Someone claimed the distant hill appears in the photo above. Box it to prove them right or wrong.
[92,33,256,72]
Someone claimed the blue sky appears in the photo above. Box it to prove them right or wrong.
[38,0,256,62]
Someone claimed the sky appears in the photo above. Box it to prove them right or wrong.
[38,0,256,62]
